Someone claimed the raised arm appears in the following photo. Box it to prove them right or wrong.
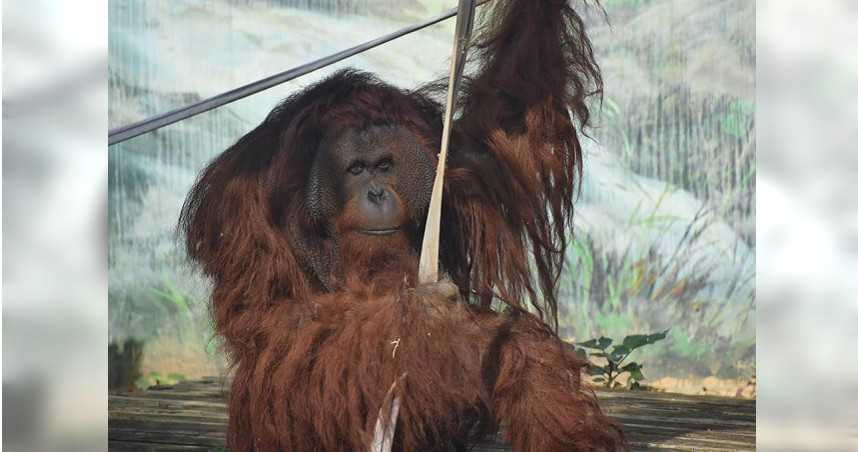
[440,0,603,329]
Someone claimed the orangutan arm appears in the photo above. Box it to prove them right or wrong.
[485,311,628,451]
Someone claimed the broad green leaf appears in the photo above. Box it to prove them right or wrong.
[621,330,669,350]
[609,345,630,362]
[587,366,607,376]
[620,362,642,372]
[579,337,613,350]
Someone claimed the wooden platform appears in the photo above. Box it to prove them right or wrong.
[109,378,755,451]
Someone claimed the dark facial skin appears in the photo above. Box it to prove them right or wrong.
[303,125,436,287]
[309,126,435,233]
[332,130,405,234]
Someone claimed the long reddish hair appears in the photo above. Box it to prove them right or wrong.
[179,1,618,450]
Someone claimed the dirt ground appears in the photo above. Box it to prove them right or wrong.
[584,373,757,399]
[139,336,225,383]
[646,375,757,399]
[140,338,757,400]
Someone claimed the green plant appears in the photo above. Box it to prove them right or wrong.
[150,277,192,318]
[721,100,754,139]
[576,330,668,389]
[134,371,187,390]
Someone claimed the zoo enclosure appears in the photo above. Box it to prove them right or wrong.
[108,1,488,145]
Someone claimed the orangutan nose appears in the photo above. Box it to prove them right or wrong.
[367,185,388,206]
[356,182,403,234]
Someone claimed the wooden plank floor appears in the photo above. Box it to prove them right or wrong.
[109,378,755,451]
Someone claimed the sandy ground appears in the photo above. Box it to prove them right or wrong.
[140,343,757,400]
[646,375,756,399]
[139,337,225,383]
[581,372,757,399]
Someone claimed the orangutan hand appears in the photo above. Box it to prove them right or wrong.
[413,279,459,302]
[407,279,462,318]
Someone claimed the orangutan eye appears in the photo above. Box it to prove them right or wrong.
[376,158,392,172]
[347,162,365,175]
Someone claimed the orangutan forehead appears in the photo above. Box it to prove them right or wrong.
[323,126,428,158]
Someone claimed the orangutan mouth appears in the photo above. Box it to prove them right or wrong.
[358,227,401,236]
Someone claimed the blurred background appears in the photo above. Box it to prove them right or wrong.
[3,1,108,451]
[2,0,857,450]
[756,1,858,449]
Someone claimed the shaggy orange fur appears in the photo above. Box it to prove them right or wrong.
[181,0,627,450]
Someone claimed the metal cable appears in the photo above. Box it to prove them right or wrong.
[108,3,489,146]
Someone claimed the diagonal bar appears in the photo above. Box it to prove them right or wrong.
[108,1,490,146]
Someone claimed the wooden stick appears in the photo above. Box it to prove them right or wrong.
[369,373,407,452]
[371,4,476,451]
[418,0,476,285]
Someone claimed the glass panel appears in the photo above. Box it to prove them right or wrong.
[562,0,755,395]
[108,0,457,389]
[109,0,755,398]
[109,0,457,129]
